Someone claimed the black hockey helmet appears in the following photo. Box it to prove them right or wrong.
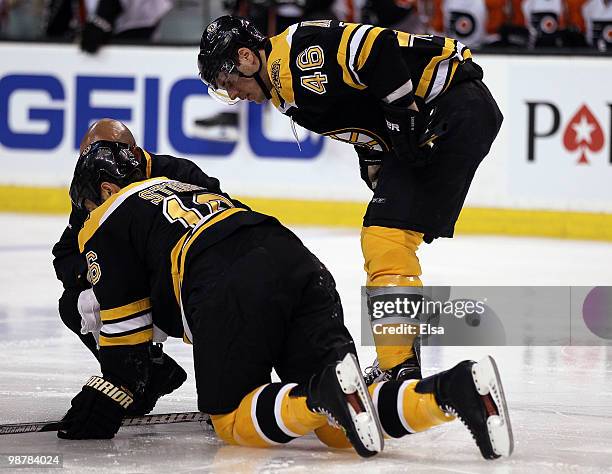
[69,140,144,210]
[197,15,268,104]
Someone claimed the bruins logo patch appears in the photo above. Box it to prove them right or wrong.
[324,129,389,152]
[271,59,282,91]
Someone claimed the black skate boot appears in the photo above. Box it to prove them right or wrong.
[415,356,514,459]
[295,353,384,458]
[364,339,422,385]
[193,112,239,141]
[127,344,187,416]
[363,355,422,385]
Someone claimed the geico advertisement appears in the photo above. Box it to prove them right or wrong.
[0,43,367,200]
[504,56,612,212]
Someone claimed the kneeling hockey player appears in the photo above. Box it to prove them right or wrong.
[58,140,513,460]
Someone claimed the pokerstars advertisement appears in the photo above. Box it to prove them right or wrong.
[504,56,612,212]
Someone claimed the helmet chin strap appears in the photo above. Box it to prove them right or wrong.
[238,50,272,100]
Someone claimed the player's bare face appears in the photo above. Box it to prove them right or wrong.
[217,71,266,103]
[209,49,268,104]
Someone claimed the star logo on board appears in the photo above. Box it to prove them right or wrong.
[562,105,604,164]
[571,116,595,144]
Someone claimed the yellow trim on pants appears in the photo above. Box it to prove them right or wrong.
[362,226,424,370]
[210,385,326,448]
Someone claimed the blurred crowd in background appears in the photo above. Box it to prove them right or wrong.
[0,0,610,52]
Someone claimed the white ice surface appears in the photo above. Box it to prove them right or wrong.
[1,213,612,473]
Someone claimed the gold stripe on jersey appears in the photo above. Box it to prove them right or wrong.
[356,26,385,70]
[99,327,153,346]
[78,177,169,252]
[415,37,454,98]
[396,31,409,47]
[100,297,152,322]
[268,25,297,112]
[169,208,247,306]
[416,38,463,103]
[270,88,283,112]
[143,150,153,179]
[337,23,366,90]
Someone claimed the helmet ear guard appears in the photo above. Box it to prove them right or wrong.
[69,140,144,210]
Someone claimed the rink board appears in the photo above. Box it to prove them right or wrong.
[1,43,612,238]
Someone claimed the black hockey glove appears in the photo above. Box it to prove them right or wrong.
[126,344,187,416]
[58,376,134,439]
[80,17,112,54]
[80,0,122,54]
[382,103,431,166]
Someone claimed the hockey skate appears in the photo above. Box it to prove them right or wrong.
[193,112,239,142]
[415,356,514,459]
[364,338,422,385]
[363,354,422,385]
[299,353,384,458]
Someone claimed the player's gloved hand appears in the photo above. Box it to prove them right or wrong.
[126,344,187,416]
[382,102,431,166]
[80,16,113,54]
[222,0,239,10]
[58,376,134,439]
[354,146,385,190]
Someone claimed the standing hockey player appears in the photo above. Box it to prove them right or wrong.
[196,16,503,384]
[57,140,513,461]
[51,118,234,414]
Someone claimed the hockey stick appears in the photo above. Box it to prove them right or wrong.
[0,411,211,435]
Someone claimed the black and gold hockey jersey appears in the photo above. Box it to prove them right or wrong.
[78,177,270,349]
[264,20,482,151]
[53,150,230,291]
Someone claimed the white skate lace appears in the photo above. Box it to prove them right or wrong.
[442,404,478,444]
[363,360,390,385]
[314,407,341,430]
[363,363,380,377]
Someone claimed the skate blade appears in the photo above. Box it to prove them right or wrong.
[336,353,384,457]
[472,356,514,458]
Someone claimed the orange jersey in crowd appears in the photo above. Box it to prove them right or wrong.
[431,0,507,47]
[512,0,611,46]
